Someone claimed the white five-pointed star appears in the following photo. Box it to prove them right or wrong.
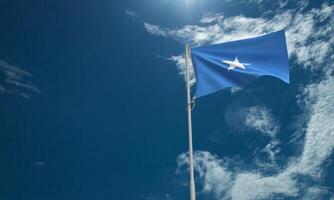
[222,57,251,71]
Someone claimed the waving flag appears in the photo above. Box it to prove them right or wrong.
[191,30,290,98]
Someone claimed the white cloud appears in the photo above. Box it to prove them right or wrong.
[178,151,299,200]
[125,9,136,17]
[125,9,142,22]
[230,171,298,200]
[144,23,168,37]
[303,186,331,200]
[0,60,39,98]
[224,106,281,163]
[177,152,233,200]
[261,139,281,164]
[243,106,280,138]
[296,76,334,177]
[167,55,196,87]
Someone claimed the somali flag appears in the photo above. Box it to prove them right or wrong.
[191,30,289,98]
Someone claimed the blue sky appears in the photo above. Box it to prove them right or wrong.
[0,0,334,200]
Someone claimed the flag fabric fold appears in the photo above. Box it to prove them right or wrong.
[191,30,290,98]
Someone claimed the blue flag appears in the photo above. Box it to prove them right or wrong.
[191,30,289,98]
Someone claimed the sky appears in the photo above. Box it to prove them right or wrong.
[0,0,334,200]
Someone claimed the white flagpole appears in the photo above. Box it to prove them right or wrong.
[185,44,196,200]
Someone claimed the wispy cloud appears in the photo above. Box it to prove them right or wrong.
[125,9,142,22]
[225,106,281,164]
[304,186,332,200]
[177,151,299,200]
[177,152,233,200]
[243,106,281,163]
[177,149,334,200]
[295,76,334,177]
[0,60,39,98]
[227,106,280,138]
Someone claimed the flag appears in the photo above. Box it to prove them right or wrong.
[190,30,289,98]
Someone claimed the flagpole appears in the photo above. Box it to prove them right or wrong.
[185,44,196,200]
